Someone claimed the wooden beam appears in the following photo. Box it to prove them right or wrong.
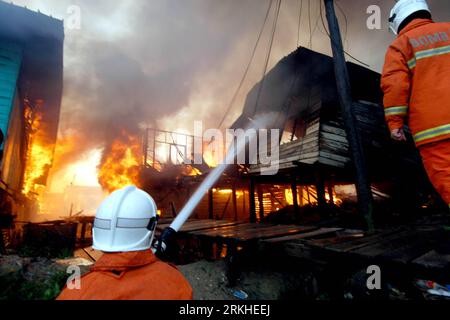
[306,185,311,204]
[315,169,327,209]
[291,178,299,214]
[299,185,304,206]
[324,0,374,231]
[328,183,335,206]
[208,188,214,220]
[232,184,238,221]
[249,179,257,223]
[257,184,265,222]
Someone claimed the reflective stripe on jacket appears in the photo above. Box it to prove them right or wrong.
[57,250,193,300]
[381,19,450,146]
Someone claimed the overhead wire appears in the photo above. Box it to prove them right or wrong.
[319,1,370,68]
[252,0,282,115]
[297,0,303,47]
[272,0,306,135]
[218,0,274,129]
[335,0,349,50]
[307,0,312,48]
[308,1,324,49]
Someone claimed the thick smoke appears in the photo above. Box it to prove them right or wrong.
[54,0,277,172]
[9,0,450,185]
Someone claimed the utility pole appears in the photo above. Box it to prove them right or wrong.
[323,0,374,231]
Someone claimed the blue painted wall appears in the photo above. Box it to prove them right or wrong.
[0,41,22,149]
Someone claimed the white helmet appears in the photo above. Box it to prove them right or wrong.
[389,0,430,35]
[92,186,158,252]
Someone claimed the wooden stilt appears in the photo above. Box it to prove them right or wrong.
[328,183,335,206]
[299,185,304,206]
[316,169,327,209]
[306,185,311,204]
[232,184,238,221]
[257,184,265,222]
[291,178,299,215]
[208,188,214,219]
[249,179,256,223]
[324,0,374,231]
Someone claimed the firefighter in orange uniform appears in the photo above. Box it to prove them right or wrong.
[381,0,450,209]
[57,186,193,300]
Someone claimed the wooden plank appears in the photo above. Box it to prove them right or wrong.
[74,248,95,262]
[309,231,365,247]
[281,145,319,158]
[263,228,342,244]
[320,139,348,152]
[267,152,320,165]
[318,157,346,168]
[193,224,284,238]
[305,122,320,136]
[321,124,346,136]
[326,229,402,252]
[280,135,319,150]
[380,240,437,264]
[82,246,103,262]
[351,230,420,258]
[412,250,450,270]
[297,157,318,165]
[320,145,349,158]
[320,132,348,144]
[177,220,244,232]
[158,219,224,230]
[320,151,350,163]
[180,221,245,232]
[298,151,320,160]
[190,223,267,237]
[378,227,441,264]
[235,225,318,242]
[157,219,245,232]
[280,141,319,157]
[191,224,314,242]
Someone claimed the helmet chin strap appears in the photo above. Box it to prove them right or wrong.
[147,215,159,251]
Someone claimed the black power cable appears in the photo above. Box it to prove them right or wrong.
[297,0,303,47]
[319,0,370,68]
[252,0,282,115]
[218,0,274,129]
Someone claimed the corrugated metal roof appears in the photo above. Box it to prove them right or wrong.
[231,47,382,131]
[0,1,63,42]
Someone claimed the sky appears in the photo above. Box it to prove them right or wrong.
[5,0,450,188]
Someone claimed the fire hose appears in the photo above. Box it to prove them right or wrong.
[154,142,240,259]
[154,115,272,259]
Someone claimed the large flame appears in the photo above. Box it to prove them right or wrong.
[98,130,142,193]
[285,187,342,206]
[203,150,218,168]
[23,110,53,196]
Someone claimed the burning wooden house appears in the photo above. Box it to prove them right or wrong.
[140,47,433,226]
[148,47,449,282]
[229,47,432,222]
[140,128,250,222]
[0,2,64,224]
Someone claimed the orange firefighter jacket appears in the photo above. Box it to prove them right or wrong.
[381,18,450,146]
[57,250,193,300]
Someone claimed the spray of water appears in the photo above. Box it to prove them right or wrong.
[169,113,276,231]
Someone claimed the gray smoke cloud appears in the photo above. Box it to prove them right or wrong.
[7,0,450,174]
